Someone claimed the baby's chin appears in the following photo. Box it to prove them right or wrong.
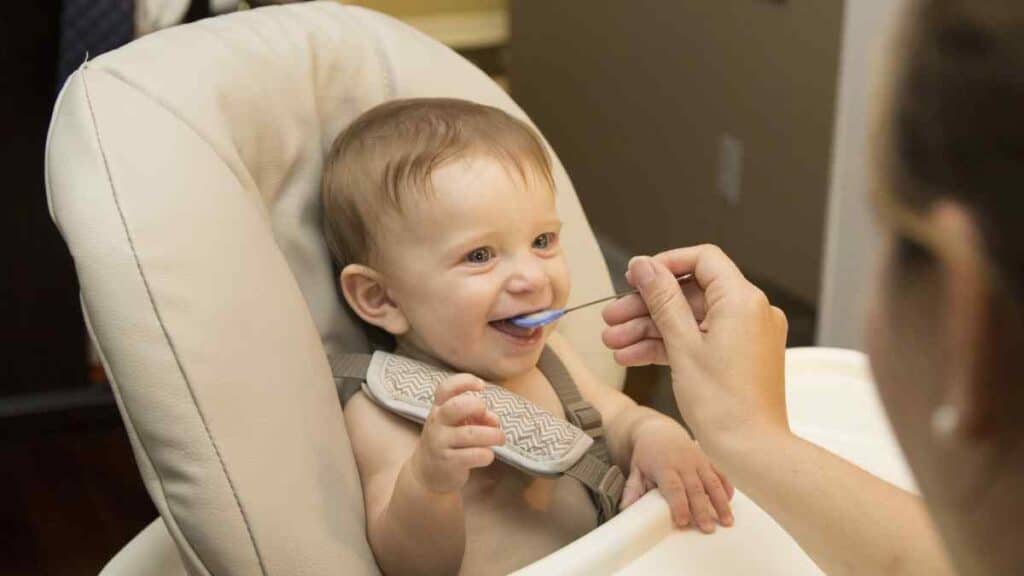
[396,328,550,383]
[445,343,548,384]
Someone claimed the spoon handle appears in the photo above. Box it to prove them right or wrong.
[562,273,694,314]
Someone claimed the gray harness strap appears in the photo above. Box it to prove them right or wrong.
[330,347,623,523]
[536,347,624,523]
[330,353,372,406]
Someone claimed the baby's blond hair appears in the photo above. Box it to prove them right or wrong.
[322,98,555,265]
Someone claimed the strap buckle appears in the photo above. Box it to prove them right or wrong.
[566,400,603,434]
[596,465,625,523]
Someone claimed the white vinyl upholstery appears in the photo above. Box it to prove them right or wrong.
[45,3,620,575]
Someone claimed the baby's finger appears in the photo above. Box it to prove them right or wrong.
[611,340,669,367]
[449,424,505,449]
[449,447,495,469]
[474,409,501,429]
[683,474,716,533]
[434,373,484,407]
[620,465,646,509]
[713,463,735,500]
[437,392,488,426]
[601,316,662,350]
[656,472,692,528]
[699,466,734,527]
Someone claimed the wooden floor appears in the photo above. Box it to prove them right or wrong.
[1,403,157,576]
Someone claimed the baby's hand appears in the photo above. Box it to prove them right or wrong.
[409,374,505,494]
[622,418,734,533]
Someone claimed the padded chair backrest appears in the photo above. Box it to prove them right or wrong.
[45,3,621,575]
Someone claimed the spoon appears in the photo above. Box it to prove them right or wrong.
[508,274,694,329]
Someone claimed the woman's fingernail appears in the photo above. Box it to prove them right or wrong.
[630,257,656,287]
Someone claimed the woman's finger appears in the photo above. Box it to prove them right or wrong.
[601,315,662,350]
[611,340,669,367]
[618,275,709,324]
[602,293,651,326]
[628,257,702,355]
[652,244,748,291]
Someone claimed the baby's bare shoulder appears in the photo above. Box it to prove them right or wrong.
[344,392,420,475]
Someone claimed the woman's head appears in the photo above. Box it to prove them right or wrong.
[869,0,1024,569]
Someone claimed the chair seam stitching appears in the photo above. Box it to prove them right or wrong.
[79,293,211,576]
[80,66,270,576]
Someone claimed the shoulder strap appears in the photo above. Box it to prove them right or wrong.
[538,347,610,461]
[328,353,373,406]
[537,346,623,522]
[332,348,624,523]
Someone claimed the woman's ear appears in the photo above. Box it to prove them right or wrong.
[927,201,996,441]
[339,264,410,336]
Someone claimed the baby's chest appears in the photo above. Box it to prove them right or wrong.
[502,369,568,420]
[465,460,597,529]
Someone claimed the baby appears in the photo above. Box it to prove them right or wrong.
[322,98,733,575]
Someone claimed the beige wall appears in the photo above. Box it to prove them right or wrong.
[344,0,504,18]
[510,1,844,304]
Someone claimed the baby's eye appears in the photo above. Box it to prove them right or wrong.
[533,233,557,250]
[465,247,494,265]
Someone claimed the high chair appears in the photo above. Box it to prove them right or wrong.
[46,3,618,574]
[45,3,916,574]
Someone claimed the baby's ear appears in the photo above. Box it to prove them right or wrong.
[339,264,410,336]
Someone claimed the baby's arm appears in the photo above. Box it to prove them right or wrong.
[546,331,660,467]
[344,375,504,575]
[547,332,734,532]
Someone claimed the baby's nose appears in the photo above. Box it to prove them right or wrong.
[506,259,550,294]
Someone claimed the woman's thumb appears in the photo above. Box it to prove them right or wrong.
[628,256,699,345]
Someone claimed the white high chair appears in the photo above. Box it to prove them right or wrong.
[46,3,916,575]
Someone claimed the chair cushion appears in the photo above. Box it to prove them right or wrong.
[46,2,619,574]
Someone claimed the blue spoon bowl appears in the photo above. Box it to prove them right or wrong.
[508,309,567,329]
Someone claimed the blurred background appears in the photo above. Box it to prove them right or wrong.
[1,0,893,573]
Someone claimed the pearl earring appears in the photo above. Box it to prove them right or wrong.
[931,404,961,438]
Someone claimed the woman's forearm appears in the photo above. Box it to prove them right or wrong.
[371,459,466,576]
[716,430,954,576]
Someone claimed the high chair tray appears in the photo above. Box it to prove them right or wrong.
[515,348,915,575]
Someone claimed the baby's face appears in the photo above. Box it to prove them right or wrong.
[377,155,569,381]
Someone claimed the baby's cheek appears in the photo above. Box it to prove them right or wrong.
[550,258,572,307]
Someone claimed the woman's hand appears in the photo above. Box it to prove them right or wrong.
[601,245,790,457]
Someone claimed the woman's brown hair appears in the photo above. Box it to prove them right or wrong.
[892,0,1024,296]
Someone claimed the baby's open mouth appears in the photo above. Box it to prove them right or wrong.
[489,318,541,341]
